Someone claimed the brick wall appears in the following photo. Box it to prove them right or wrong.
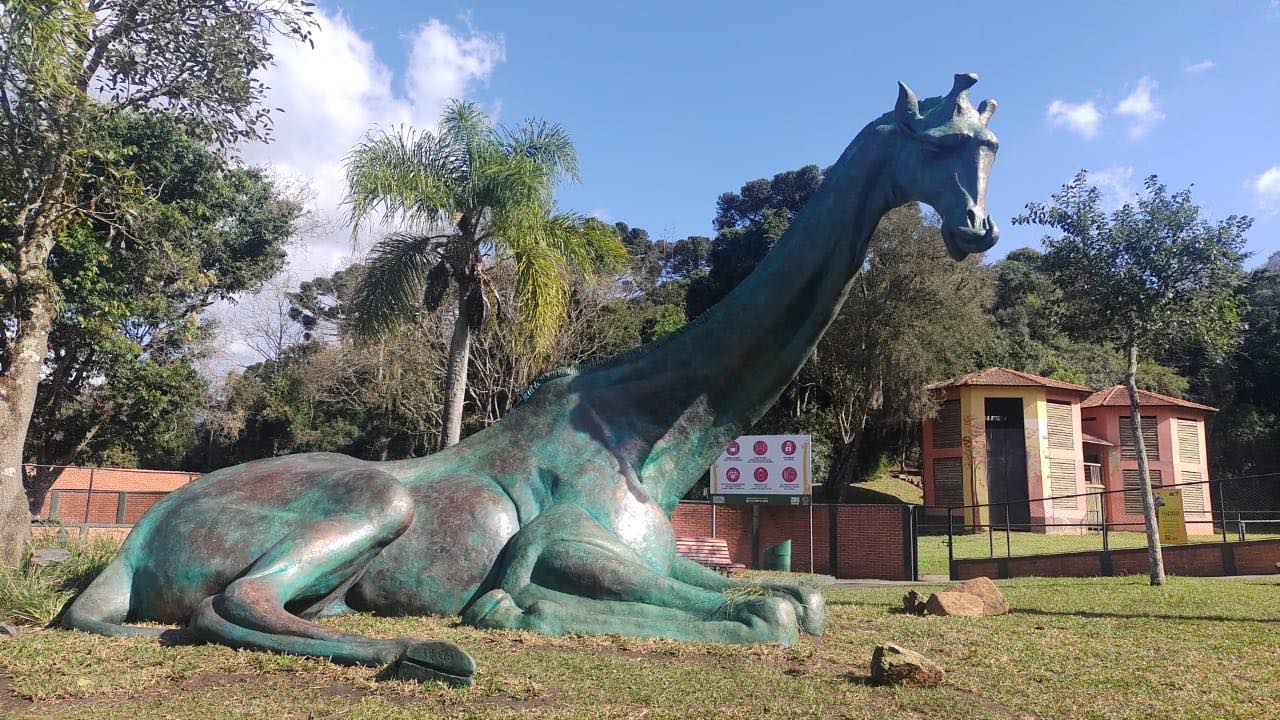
[27,465,198,523]
[672,502,911,580]
[952,538,1280,580]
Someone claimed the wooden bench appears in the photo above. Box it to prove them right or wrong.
[676,536,745,574]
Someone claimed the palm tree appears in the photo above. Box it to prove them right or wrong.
[344,100,626,448]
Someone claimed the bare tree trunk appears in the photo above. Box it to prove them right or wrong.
[440,285,472,448]
[1126,341,1165,586]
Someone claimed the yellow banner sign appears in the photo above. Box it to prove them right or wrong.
[1154,487,1189,545]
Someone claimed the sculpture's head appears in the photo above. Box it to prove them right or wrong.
[890,73,999,260]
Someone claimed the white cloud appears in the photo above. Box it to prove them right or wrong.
[1182,59,1217,74]
[406,19,505,116]
[205,10,505,374]
[1046,99,1103,139]
[240,10,504,278]
[1088,165,1137,211]
[1249,166,1280,217]
[1113,76,1165,138]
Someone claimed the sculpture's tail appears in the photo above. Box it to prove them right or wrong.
[59,541,164,638]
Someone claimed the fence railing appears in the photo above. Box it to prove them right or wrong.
[913,474,1280,577]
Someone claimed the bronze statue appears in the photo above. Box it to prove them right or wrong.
[62,74,999,687]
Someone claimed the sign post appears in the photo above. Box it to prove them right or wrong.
[711,435,813,571]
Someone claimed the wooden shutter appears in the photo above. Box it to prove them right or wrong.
[1179,469,1206,512]
[1049,460,1077,510]
[932,400,961,449]
[1177,420,1202,465]
[1119,416,1161,460]
[1123,468,1163,514]
[1047,401,1075,450]
[932,457,964,507]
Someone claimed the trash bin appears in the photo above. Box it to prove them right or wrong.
[762,539,791,572]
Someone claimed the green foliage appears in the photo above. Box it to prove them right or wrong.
[1208,253,1280,476]
[23,113,301,468]
[1016,173,1251,359]
[0,534,117,626]
[344,100,626,352]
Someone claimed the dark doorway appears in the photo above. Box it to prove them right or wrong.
[985,398,1031,529]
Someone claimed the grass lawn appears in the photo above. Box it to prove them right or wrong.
[916,531,1280,577]
[0,574,1277,719]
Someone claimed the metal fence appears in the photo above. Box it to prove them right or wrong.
[914,473,1280,577]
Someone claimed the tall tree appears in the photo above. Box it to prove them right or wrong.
[25,113,300,474]
[343,100,626,447]
[1016,172,1251,586]
[807,205,992,494]
[0,0,314,561]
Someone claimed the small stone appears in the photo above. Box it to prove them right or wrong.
[902,590,926,615]
[869,643,945,687]
[0,624,16,639]
[954,576,1009,616]
[924,590,985,617]
[30,548,71,567]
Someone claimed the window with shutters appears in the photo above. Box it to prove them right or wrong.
[932,457,964,507]
[932,400,961,449]
[1123,468,1163,514]
[1177,419,1202,465]
[1049,460,1077,510]
[1047,401,1075,451]
[1179,469,1206,513]
[1119,416,1160,460]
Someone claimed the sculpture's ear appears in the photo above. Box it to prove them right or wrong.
[978,98,998,126]
[895,82,924,135]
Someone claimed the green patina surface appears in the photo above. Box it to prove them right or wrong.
[60,74,1000,687]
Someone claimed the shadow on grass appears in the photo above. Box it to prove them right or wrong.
[1011,608,1280,623]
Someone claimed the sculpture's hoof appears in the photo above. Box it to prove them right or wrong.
[791,588,827,636]
[390,640,476,687]
[462,588,523,629]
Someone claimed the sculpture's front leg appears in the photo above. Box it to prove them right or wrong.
[670,556,825,635]
[462,505,801,645]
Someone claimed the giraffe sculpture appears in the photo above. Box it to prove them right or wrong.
[62,74,1000,687]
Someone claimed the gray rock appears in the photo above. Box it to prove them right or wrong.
[30,548,71,567]
[902,589,927,615]
[870,643,945,687]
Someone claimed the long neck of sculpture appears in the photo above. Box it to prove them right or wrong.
[581,121,903,511]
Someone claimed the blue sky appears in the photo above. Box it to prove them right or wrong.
[244,2,1280,287]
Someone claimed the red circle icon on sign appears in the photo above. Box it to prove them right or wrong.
[782,467,798,482]
[752,440,768,455]
[725,467,740,482]
[754,467,769,482]
[781,440,797,455]
[726,441,740,457]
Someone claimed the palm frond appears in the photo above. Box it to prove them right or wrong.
[507,238,569,353]
[343,127,461,232]
[349,232,446,338]
[499,118,581,184]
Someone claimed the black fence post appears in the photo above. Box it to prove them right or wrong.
[1217,481,1229,544]
[987,505,994,558]
[1100,489,1109,553]
[946,509,954,580]
[1004,502,1012,558]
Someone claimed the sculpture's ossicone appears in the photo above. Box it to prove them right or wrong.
[62,74,999,686]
